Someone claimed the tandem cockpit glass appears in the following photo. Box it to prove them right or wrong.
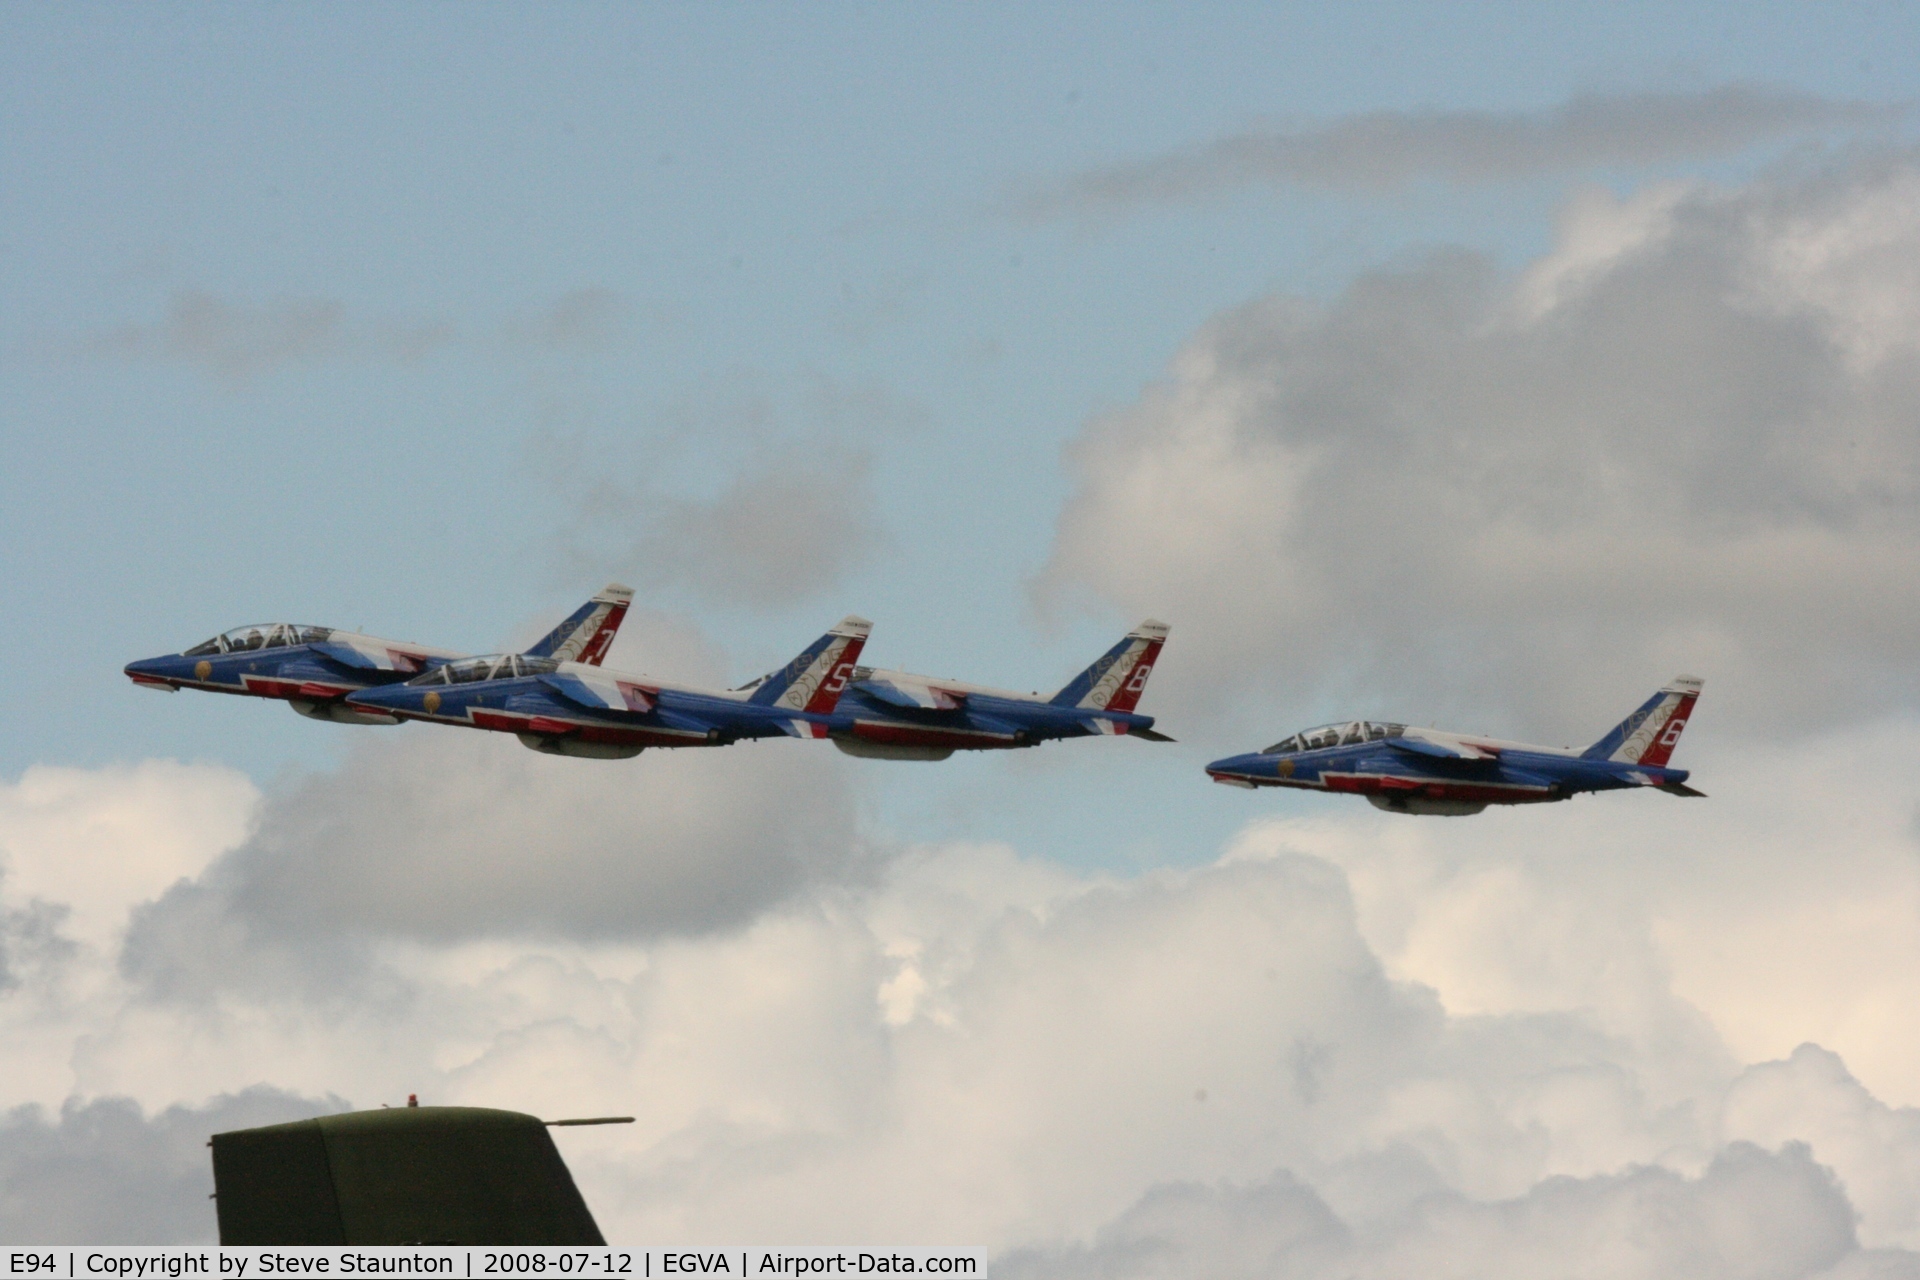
[1263,721,1408,754]
[183,624,333,656]
[407,654,560,685]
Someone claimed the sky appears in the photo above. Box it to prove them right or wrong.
[8,1,1920,1271]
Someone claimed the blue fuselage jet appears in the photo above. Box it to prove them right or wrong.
[342,616,873,757]
[823,620,1173,760]
[124,585,633,726]
[1206,677,1705,815]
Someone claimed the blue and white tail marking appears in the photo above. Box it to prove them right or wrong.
[1049,620,1169,713]
[748,616,873,715]
[1581,675,1704,767]
[525,584,633,664]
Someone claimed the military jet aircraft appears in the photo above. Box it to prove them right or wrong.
[123,584,633,726]
[1207,676,1704,815]
[821,619,1173,761]
[342,615,871,757]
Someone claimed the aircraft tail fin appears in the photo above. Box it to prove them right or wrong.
[524,584,634,665]
[747,616,872,714]
[1048,620,1169,712]
[1582,676,1703,766]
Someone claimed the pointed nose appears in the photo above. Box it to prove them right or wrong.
[124,656,181,690]
[1206,752,1274,784]
[345,687,406,712]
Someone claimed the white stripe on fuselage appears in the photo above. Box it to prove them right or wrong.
[1399,727,1581,758]
[856,669,1044,704]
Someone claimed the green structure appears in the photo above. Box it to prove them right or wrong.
[210,1106,608,1245]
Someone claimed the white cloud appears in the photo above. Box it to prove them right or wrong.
[1035,154,1920,742]
[6,723,1920,1265]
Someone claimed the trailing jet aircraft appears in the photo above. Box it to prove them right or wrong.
[1206,676,1705,815]
[342,616,872,758]
[819,619,1173,761]
[123,585,634,726]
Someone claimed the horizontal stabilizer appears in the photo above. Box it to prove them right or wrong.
[856,676,964,711]
[1657,781,1707,798]
[1388,735,1495,761]
[1131,726,1176,743]
[775,719,832,739]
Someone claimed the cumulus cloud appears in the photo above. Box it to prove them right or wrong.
[0,1089,345,1244]
[1001,1144,1859,1280]
[1036,153,1920,740]
[5,726,1920,1265]
[1016,86,1900,217]
[122,727,863,973]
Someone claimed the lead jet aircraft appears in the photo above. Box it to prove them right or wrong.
[341,616,872,757]
[1206,676,1705,815]
[816,619,1173,761]
[123,585,634,726]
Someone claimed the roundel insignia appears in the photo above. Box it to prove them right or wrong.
[423,691,442,714]
[1278,759,1294,778]
[194,660,211,681]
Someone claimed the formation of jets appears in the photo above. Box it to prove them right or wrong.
[126,591,1704,814]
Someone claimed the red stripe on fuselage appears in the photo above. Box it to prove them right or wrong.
[850,720,1020,749]
[466,708,706,746]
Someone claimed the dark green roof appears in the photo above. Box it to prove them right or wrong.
[211,1106,605,1245]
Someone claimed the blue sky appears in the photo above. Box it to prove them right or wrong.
[8,2,1917,869]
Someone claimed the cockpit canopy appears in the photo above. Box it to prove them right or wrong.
[183,624,333,656]
[407,653,559,686]
[1263,720,1407,755]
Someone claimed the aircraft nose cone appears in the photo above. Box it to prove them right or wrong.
[1206,752,1271,781]
[124,656,181,688]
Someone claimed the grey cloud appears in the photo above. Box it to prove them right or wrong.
[0,1088,345,1243]
[119,722,865,997]
[91,289,350,379]
[550,382,909,609]
[88,287,626,380]
[1035,156,1920,740]
[0,898,74,993]
[1018,86,1901,217]
[623,442,883,608]
[1000,1144,1867,1280]
[503,288,625,352]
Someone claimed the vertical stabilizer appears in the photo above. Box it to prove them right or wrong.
[1049,620,1170,713]
[748,616,873,713]
[525,584,634,665]
[1582,676,1703,766]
